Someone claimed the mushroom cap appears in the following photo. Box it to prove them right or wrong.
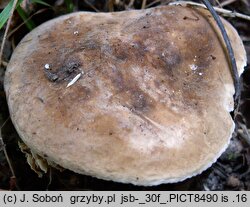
[4,5,247,186]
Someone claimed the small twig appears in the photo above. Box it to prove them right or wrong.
[108,0,114,12]
[169,1,250,21]
[1,60,8,67]
[146,0,161,8]
[238,123,250,146]
[127,0,135,8]
[0,0,19,67]
[241,0,250,7]
[141,0,147,9]
[234,81,243,120]
[220,0,237,7]
[11,37,16,51]
[214,0,223,8]
[241,36,250,42]
[145,0,173,8]
[84,0,100,12]
[203,184,210,191]
[0,117,20,190]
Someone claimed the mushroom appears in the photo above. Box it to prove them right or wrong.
[4,5,247,186]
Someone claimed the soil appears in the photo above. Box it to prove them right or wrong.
[0,0,250,190]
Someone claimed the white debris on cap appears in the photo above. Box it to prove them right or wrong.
[44,64,50,70]
[194,55,197,62]
[189,64,198,71]
[66,73,82,88]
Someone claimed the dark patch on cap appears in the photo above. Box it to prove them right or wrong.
[107,66,154,114]
[43,57,82,84]
[109,37,148,63]
[44,69,59,82]
[158,43,182,77]
[65,60,81,73]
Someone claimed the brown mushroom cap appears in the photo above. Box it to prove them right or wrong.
[4,5,247,185]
